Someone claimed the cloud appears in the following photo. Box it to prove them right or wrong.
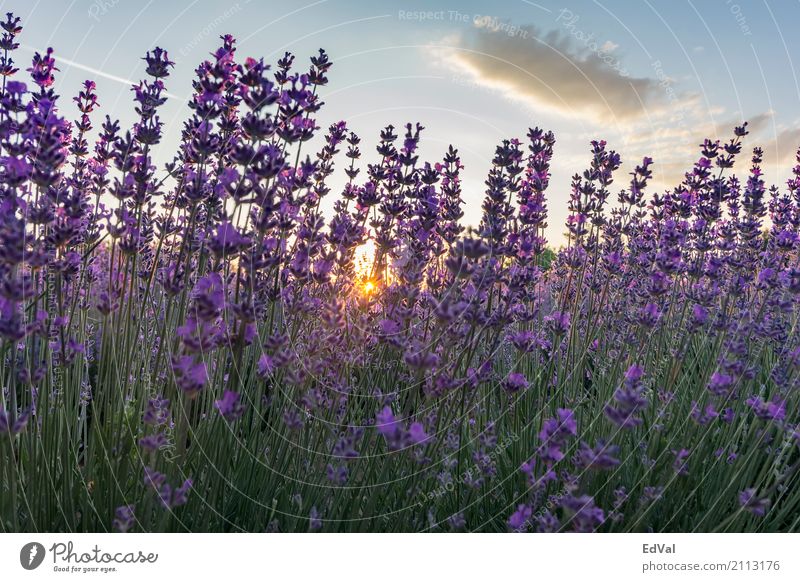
[432,19,800,190]
[775,129,800,162]
[601,40,619,52]
[434,21,666,122]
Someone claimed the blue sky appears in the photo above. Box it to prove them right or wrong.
[6,0,800,243]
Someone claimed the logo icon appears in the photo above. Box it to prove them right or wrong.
[20,542,46,570]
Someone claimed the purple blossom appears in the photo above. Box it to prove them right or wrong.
[503,371,528,393]
[507,504,532,531]
[143,467,193,509]
[138,433,167,453]
[376,406,401,439]
[215,390,246,422]
[209,222,250,258]
[576,440,620,471]
[745,396,786,422]
[605,364,649,429]
[143,397,170,426]
[375,407,430,450]
[739,489,771,517]
[537,408,577,466]
[171,356,208,397]
[112,505,135,533]
[407,422,429,445]
[672,448,690,476]
[561,495,605,532]
[0,406,30,437]
[545,310,571,335]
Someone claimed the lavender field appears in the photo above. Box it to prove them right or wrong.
[1,9,799,533]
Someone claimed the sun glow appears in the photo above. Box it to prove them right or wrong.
[353,240,381,296]
[353,239,376,279]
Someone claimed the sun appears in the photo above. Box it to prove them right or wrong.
[353,238,381,296]
[353,238,376,279]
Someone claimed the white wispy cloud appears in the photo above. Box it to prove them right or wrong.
[432,22,665,122]
[431,20,800,190]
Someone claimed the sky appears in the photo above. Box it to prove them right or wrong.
[5,0,800,244]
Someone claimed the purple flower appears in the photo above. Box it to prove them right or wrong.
[605,364,648,429]
[215,390,246,422]
[27,47,57,88]
[507,504,532,531]
[503,371,528,393]
[0,406,30,437]
[171,356,208,397]
[639,302,661,327]
[375,407,429,450]
[640,486,664,507]
[143,47,174,78]
[143,468,192,509]
[539,408,578,442]
[545,310,571,335]
[143,397,170,426]
[190,273,226,321]
[309,506,322,531]
[447,512,466,531]
[176,317,226,353]
[690,401,719,426]
[138,433,167,453]
[112,505,135,533]
[283,408,305,431]
[536,510,561,532]
[209,222,250,258]
[537,408,577,466]
[739,489,770,517]
[720,408,735,424]
[257,354,276,377]
[562,495,605,532]
[745,396,786,422]
[326,464,348,485]
[672,448,690,476]
[707,372,735,397]
[171,479,193,508]
[690,304,708,329]
[376,406,401,439]
[407,422,429,445]
[576,440,620,470]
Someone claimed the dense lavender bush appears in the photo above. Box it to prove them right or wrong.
[1,13,798,532]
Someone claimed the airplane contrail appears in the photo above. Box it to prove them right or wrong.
[21,44,185,102]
